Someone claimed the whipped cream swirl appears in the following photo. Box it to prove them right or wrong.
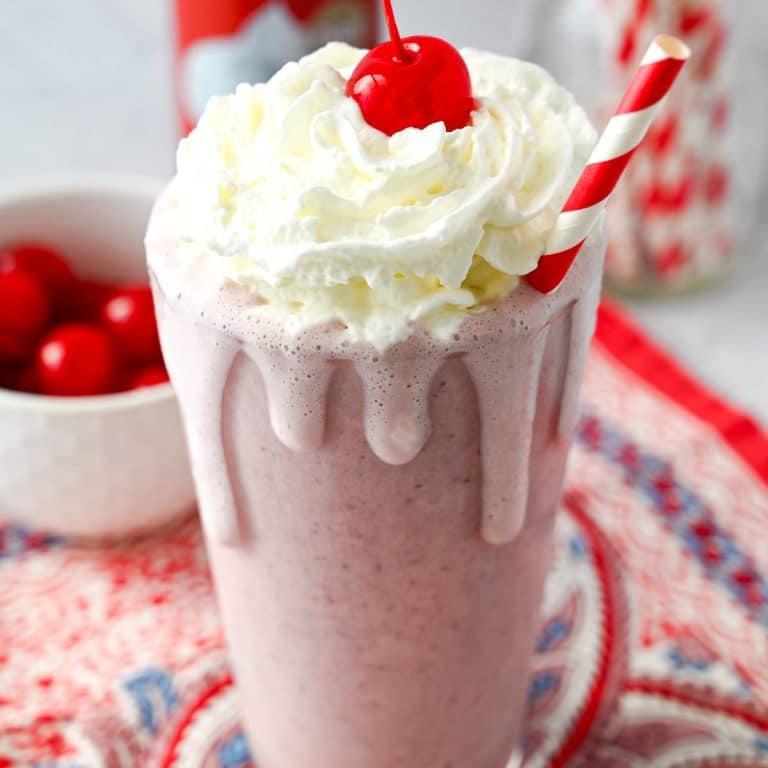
[167,42,596,349]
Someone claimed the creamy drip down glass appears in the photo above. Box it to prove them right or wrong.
[147,40,604,768]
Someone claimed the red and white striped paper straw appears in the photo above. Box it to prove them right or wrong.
[526,34,690,294]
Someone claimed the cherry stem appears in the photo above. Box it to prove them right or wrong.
[383,0,410,63]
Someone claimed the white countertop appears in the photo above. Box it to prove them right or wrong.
[1,0,766,426]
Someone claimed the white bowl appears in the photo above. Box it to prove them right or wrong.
[0,176,196,539]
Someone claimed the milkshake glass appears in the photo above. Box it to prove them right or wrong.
[148,41,603,768]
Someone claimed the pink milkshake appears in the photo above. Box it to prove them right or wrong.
[148,40,602,768]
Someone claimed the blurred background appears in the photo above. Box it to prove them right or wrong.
[1,0,766,422]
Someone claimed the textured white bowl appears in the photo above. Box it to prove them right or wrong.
[0,177,196,539]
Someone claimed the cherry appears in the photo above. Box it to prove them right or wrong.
[36,324,115,397]
[129,365,170,390]
[100,286,162,366]
[345,0,474,135]
[0,271,51,364]
[0,243,74,303]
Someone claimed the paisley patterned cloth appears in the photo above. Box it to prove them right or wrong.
[2,301,768,768]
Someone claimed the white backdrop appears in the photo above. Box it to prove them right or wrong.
[1,0,766,424]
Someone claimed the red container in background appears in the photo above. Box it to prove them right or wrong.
[175,0,378,135]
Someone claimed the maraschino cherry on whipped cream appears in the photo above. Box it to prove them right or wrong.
[345,0,475,135]
[165,3,596,350]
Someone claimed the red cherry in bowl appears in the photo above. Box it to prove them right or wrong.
[129,365,170,391]
[345,0,474,135]
[101,286,162,366]
[0,242,74,303]
[36,323,115,397]
[0,270,51,364]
